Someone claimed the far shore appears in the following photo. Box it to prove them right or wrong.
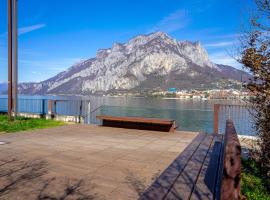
[0,94,247,101]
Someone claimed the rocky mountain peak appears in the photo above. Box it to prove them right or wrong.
[96,48,111,59]
[18,32,250,95]
[112,43,124,52]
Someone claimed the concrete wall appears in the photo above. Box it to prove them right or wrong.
[11,112,85,124]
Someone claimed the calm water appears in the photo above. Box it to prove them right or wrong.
[0,95,255,135]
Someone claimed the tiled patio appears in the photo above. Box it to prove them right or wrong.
[0,125,198,200]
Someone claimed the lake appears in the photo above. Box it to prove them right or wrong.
[0,95,255,136]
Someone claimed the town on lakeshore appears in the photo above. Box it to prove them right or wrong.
[107,88,251,100]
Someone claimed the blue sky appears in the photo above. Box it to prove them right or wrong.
[0,0,254,83]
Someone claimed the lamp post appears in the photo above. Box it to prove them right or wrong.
[8,0,13,120]
[7,0,18,121]
[13,0,18,119]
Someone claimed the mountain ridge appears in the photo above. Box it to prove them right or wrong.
[19,32,250,95]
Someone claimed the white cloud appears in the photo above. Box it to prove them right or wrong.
[215,33,240,39]
[205,41,235,48]
[0,24,46,37]
[209,52,242,69]
[150,10,189,33]
[19,24,46,35]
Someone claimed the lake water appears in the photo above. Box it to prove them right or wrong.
[0,95,255,135]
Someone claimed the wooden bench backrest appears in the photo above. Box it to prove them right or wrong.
[218,120,241,200]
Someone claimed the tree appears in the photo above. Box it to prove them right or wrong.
[240,0,270,175]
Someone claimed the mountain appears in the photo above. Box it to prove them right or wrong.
[19,32,250,95]
[0,82,7,94]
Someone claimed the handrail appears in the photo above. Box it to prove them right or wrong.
[90,104,213,112]
[90,105,103,114]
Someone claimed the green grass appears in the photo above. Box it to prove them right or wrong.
[241,158,270,200]
[0,114,64,133]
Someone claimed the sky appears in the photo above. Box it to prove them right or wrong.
[0,0,255,83]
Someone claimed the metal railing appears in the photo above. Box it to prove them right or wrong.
[0,98,47,115]
[0,98,8,112]
[47,99,91,123]
[0,98,91,122]
[213,103,255,135]
[0,97,256,135]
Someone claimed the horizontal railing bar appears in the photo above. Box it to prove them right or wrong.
[93,105,214,112]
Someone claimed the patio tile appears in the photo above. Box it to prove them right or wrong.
[0,124,197,199]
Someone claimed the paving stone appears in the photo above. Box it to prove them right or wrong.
[0,124,197,199]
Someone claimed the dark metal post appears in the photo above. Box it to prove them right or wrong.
[54,100,57,115]
[8,0,13,120]
[12,0,18,118]
[42,99,45,117]
[79,100,83,123]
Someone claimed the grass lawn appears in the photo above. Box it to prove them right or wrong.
[0,114,64,133]
[241,159,270,200]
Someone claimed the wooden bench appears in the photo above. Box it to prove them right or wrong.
[96,115,176,132]
[139,120,241,200]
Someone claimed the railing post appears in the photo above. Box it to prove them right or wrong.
[48,100,52,115]
[48,100,54,119]
[41,99,45,117]
[79,100,83,123]
[214,104,220,134]
[54,100,57,114]
[87,101,91,124]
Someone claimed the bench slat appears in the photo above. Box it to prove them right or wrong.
[190,135,223,200]
[165,134,214,199]
[139,133,207,200]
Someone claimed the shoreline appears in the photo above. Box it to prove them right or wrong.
[0,94,246,101]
